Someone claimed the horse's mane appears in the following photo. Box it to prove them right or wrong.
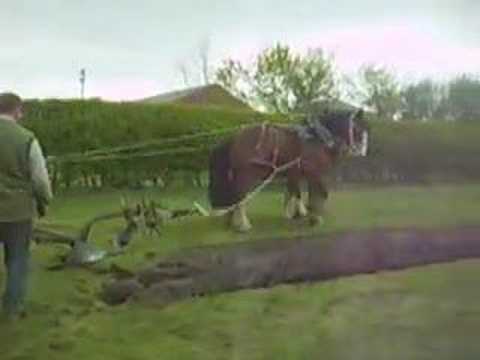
[318,109,352,133]
[291,116,334,146]
[296,109,350,141]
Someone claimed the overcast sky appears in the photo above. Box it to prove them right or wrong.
[1,0,479,100]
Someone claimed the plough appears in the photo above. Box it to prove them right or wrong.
[34,198,207,268]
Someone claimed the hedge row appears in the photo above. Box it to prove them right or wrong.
[23,99,280,155]
[336,120,480,183]
[22,99,282,189]
[22,99,480,189]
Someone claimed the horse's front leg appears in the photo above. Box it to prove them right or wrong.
[230,203,252,233]
[307,179,328,226]
[284,171,307,219]
[229,169,261,233]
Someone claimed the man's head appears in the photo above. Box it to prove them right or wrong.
[0,92,24,121]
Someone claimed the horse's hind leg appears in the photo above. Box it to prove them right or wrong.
[285,195,308,219]
[230,203,252,233]
[228,167,267,232]
[307,179,328,226]
[285,174,307,219]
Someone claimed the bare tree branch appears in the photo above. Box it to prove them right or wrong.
[198,36,211,85]
[176,62,191,87]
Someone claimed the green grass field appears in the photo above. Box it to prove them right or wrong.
[1,184,480,360]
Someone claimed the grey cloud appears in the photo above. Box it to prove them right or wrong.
[1,0,477,99]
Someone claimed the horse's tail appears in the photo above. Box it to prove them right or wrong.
[208,140,241,209]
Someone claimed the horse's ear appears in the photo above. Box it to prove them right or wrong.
[354,109,370,132]
[356,109,364,119]
[304,113,316,128]
[348,109,363,122]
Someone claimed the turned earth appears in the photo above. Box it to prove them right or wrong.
[101,226,480,306]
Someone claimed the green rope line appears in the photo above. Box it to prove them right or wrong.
[47,125,246,164]
[53,146,205,164]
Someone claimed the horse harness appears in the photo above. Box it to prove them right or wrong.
[252,122,282,170]
[226,121,335,187]
[220,121,336,214]
[251,121,336,170]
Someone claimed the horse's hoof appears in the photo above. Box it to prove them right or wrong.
[309,215,324,226]
[233,222,252,233]
[297,202,308,217]
[285,198,308,220]
[284,198,297,220]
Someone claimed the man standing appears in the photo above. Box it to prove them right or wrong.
[0,93,52,319]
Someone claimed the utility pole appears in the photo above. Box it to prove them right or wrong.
[80,68,86,99]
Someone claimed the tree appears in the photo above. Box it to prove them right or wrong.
[402,79,441,121]
[354,65,402,120]
[216,44,337,114]
[447,74,480,121]
[215,59,250,103]
[197,37,211,86]
[176,36,213,87]
[176,62,191,87]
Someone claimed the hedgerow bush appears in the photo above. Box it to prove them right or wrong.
[336,120,480,184]
[22,99,282,189]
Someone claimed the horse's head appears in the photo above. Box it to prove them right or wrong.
[319,109,369,157]
[349,110,369,157]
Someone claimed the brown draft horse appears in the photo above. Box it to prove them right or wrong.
[208,109,369,232]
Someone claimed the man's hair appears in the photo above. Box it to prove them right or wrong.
[0,92,23,114]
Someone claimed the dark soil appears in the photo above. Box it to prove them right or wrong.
[102,226,480,306]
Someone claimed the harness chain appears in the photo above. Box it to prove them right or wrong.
[197,156,301,217]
